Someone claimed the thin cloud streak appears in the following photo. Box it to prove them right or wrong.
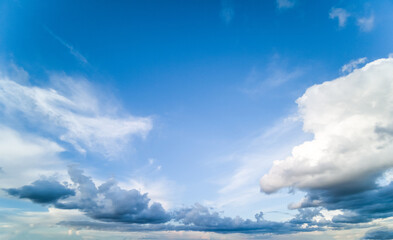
[44,26,88,64]
[341,57,367,73]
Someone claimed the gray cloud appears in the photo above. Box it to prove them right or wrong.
[290,182,393,224]
[4,179,75,204]
[60,204,319,235]
[56,166,171,224]
[172,203,310,234]
[363,227,393,239]
[8,164,390,235]
[5,166,170,224]
[5,166,323,235]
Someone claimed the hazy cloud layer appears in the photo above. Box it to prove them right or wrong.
[220,0,235,24]
[276,0,295,9]
[0,125,65,188]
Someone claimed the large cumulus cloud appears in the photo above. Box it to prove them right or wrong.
[259,57,393,228]
[260,57,393,193]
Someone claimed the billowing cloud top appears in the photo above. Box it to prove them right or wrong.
[260,58,393,194]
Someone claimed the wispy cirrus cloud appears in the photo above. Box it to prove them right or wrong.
[241,55,304,96]
[0,73,152,158]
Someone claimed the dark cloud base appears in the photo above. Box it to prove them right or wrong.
[363,227,393,240]
[5,179,75,204]
[4,166,393,236]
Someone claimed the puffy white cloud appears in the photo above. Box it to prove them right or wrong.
[0,74,152,157]
[260,57,393,193]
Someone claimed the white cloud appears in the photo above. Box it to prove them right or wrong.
[0,126,65,189]
[341,57,367,73]
[329,8,350,27]
[357,15,374,32]
[260,57,393,193]
[276,0,295,9]
[0,74,152,158]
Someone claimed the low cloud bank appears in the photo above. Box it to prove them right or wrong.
[5,166,320,234]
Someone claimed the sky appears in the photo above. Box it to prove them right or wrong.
[1,0,393,239]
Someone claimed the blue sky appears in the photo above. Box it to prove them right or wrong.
[1,0,393,239]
